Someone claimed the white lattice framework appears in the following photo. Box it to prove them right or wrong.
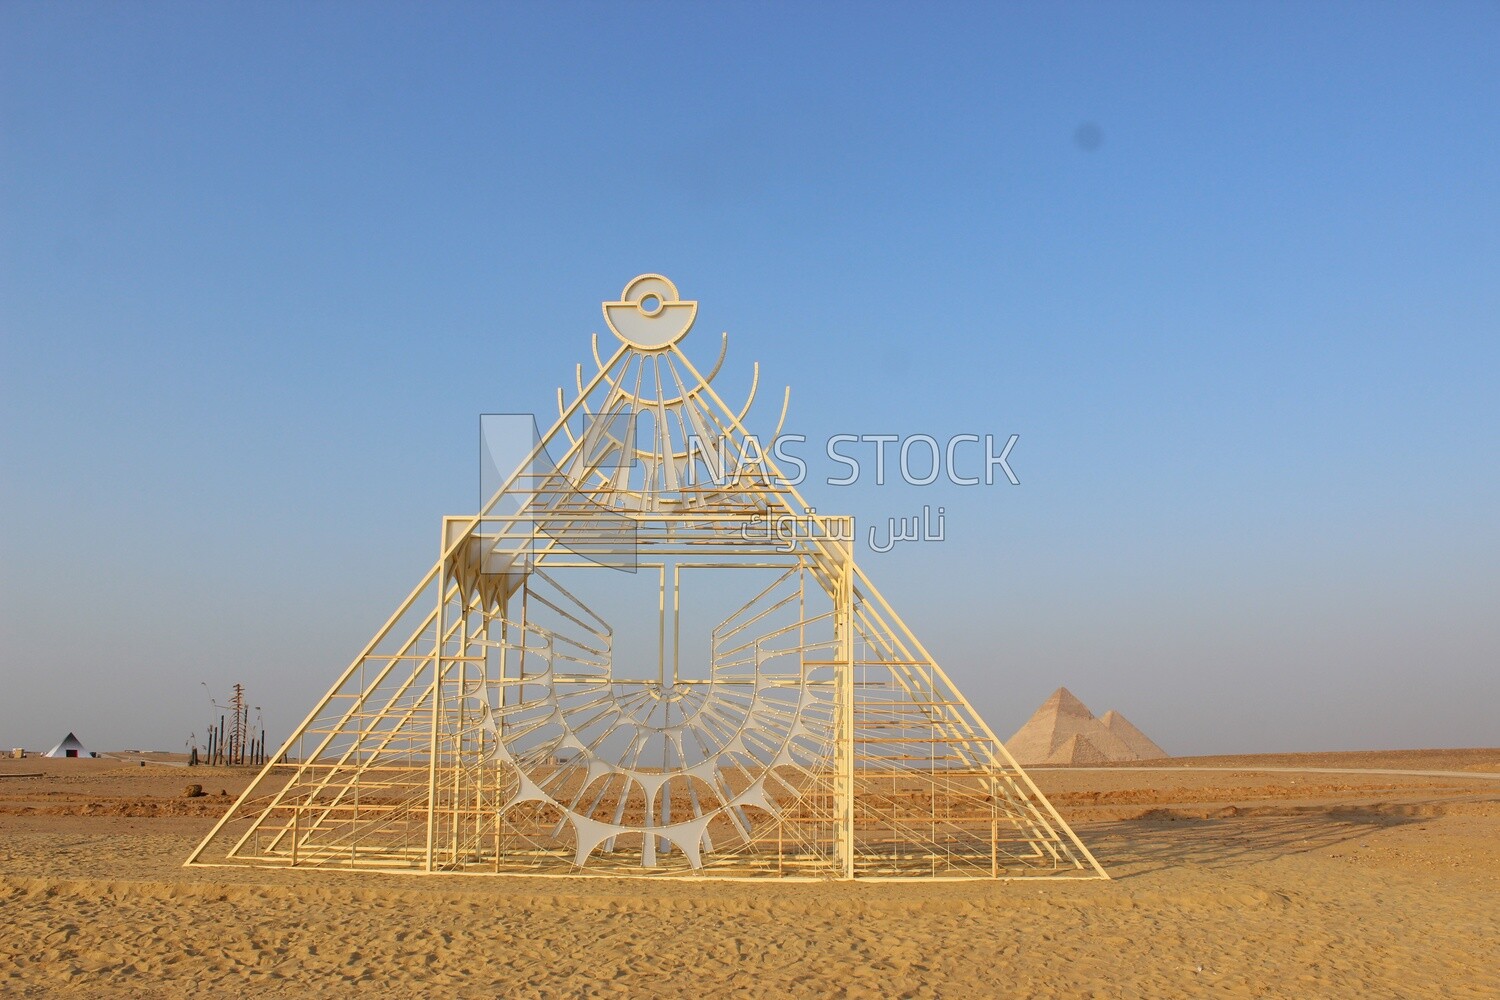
[187,275,1107,880]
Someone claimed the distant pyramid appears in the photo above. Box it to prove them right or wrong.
[1004,688,1167,765]
[1004,687,1134,763]
[1099,709,1167,760]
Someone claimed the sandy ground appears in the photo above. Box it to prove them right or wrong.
[2,751,1498,998]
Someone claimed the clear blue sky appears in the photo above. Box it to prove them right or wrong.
[2,2,1497,755]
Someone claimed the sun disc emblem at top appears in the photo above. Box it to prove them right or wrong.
[603,274,698,351]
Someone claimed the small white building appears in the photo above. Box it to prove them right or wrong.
[44,732,94,758]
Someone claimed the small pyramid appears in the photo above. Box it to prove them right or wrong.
[1099,710,1167,760]
[44,732,90,758]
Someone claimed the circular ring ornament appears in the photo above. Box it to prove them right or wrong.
[603,273,699,350]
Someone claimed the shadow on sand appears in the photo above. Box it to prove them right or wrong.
[1074,794,1495,879]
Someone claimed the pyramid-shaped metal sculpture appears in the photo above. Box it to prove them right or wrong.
[188,275,1107,880]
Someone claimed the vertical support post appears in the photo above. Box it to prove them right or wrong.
[657,564,666,687]
[672,564,681,687]
[834,534,855,880]
[472,600,487,861]
[991,771,1000,878]
[495,590,509,868]
[425,550,446,873]
[452,596,467,865]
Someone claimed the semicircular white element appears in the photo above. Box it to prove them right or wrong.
[603,273,698,350]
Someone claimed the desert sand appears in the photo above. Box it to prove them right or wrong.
[2,750,1498,998]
